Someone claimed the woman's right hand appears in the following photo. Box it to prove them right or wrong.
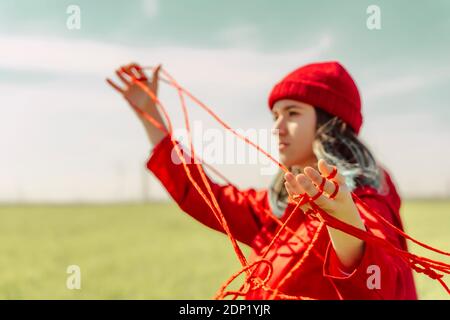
[106,63,169,146]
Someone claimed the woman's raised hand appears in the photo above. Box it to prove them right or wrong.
[106,63,168,146]
[107,63,161,118]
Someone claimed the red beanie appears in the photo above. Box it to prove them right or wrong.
[268,61,363,135]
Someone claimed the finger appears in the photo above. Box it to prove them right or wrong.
[129,67,142,80]
[106,78,124,94]
[284,179,311,209]
[284,181,296,199]
[318,159,346,185]
[295,174,332,209]
[116,69,132,85]
[304,166,339,199]
[126,62,146,80]
[121,65,138,80]
[284,172,303,196]
[151,64,161,93]
[129,63,149,82]
[285,182,314,214]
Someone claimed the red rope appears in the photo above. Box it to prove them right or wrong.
[121,65,450,298]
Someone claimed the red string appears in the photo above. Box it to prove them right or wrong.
[122,65,450,298]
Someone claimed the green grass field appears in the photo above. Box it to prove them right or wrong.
[0,200,448,299]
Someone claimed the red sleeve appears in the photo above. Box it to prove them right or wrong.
[322,195,417,300]
[146,135,269,247]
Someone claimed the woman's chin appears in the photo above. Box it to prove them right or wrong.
[279,155,293,168]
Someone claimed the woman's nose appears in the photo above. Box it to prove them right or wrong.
[272,118,287,136]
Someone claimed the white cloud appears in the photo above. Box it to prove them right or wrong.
[0,33,331,85]
[362,66,450,103]
[364,76,425,102]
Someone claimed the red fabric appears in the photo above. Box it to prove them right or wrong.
[268,61,363,135]
[147,135,417,300]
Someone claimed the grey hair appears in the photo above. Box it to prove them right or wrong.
[313,114,387,193]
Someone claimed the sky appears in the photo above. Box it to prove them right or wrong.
[1,0,449,202]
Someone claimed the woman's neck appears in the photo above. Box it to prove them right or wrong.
[292,157,318,173]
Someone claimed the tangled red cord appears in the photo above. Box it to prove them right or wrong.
[119,65,450,299]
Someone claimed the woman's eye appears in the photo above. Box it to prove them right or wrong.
[288,111,299,117]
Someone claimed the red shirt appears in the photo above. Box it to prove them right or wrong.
[147,135,418,300]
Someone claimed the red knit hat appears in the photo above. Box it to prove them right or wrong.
[268,61,363,135]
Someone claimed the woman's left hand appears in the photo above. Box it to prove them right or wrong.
[284,159,358,220]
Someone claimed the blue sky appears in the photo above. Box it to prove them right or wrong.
[1,0,449,202]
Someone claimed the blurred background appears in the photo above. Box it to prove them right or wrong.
[0,0,449,299]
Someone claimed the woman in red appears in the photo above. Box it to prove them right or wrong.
[107,61,418,300]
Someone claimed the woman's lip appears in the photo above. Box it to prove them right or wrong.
[279,143,289,150]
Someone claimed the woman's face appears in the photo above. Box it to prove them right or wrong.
[272,99,317,168]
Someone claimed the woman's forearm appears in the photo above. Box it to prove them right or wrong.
[326,205,366,271]
[139,104,168,147]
